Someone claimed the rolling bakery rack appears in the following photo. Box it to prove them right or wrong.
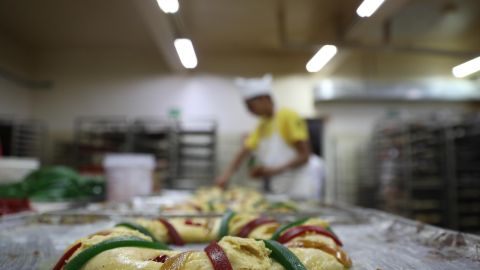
[73,117,216,188]
[371,116,480,233]
[0,117,46,159]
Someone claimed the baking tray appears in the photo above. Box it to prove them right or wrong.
[1,206,479,270]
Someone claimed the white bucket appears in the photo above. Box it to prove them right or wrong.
[0,157,40,184]
[103,154,155,202]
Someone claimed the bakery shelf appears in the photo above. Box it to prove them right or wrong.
[370,117,480,232]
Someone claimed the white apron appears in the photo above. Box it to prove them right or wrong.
[256,124,324,200]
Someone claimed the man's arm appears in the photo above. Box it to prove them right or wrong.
[250,140,310,178]
[215,146,251,188]
[280,140,310,170]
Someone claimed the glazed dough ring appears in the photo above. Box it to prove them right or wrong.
[57,215,351,270]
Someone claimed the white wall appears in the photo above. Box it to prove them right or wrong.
[0,33,33,118]
[32,50,316,134]
[0,78,32,117]
[32,50,258,134]
[273,75,316,117]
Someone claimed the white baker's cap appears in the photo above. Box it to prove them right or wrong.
[235,74,272,100]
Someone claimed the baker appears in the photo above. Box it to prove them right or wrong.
[216,74,324,199]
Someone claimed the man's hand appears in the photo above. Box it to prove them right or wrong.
[249,166,284,178]
[215,173,230,189]
[215,146,251,189]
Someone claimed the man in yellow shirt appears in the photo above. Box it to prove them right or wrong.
[216,75,323,199]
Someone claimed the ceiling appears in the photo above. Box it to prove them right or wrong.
[0,0,155,50]
[0,0,479,77]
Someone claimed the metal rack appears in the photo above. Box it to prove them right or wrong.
[74,117,130,172]
[170,120,217,189]
[404,123,448,226]
[0,117,46,159]
[131,119,174,187]
[447,120,480,232]
[370,121,404,214]
[73,117,217,188]
[371,117,480,233]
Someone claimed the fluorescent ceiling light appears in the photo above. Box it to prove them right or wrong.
[174,38,198,69]
[306,45,337,73]
[156,0,179,14]
[452,56,480,78]
[356,0,386,17]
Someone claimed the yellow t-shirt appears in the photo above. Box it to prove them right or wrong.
[245,108,308,150]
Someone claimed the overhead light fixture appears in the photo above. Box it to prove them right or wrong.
[306,45,337,73]
[452,56,480,78]
[174,38,198,69]
[156,0,179,14]
[356,0,386,17]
